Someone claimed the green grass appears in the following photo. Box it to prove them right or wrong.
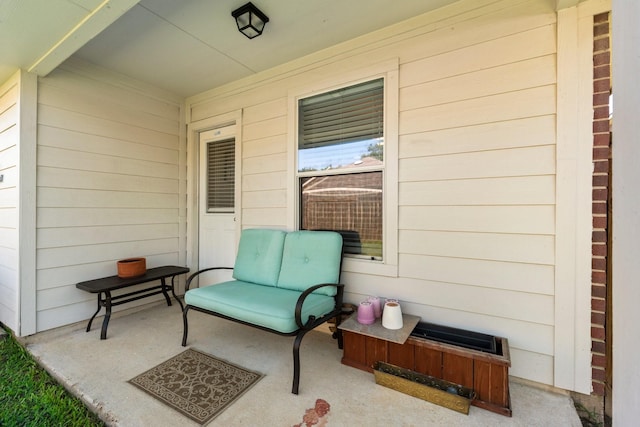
[0,329,105,427]
[574,402,605,427]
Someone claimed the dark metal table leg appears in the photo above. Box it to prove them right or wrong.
[86,294,103,332]
[160,278,172,306]
[100,291,112,340]
[170,275,185,311]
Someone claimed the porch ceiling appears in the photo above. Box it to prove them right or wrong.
[0,0,462,97]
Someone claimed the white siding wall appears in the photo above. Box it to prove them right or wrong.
[35,58,185,332]
[396,1,558,386]
[0,74,20,331]
[187,0,591,390]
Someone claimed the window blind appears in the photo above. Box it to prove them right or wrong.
[298,78,383,149]
[206,138,235,212]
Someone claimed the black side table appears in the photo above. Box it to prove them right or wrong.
[76,265,189,339]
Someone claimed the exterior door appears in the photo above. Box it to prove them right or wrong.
[198,125,237,286]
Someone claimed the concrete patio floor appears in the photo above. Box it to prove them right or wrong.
[21,302,583,426]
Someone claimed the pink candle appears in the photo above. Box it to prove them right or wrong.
[357,301,376,325]
[368,296,382,318]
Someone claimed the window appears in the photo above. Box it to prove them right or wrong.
[297,78,384,259]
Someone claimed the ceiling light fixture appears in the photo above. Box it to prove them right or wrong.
[232,2,269,39]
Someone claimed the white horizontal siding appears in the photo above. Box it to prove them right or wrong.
[38,145,179,179]
[400,205,555,234]
[399,146,556,181]
[37,187,177,208]
[242,171,287,192]
[413,0,554,56]
[402,301,555,356]
[399,229,555,266]
[399,116,556,158]
[242,208,288,228]
[38,223,179,248]
[36,63,183,332]
[400,85,557,134]
[38,126,178,164]
[37,236,179,270]
[37,252,182,292]
[38,104,178,150]
[392,0,558,387]
[388,271,555,325]
[399,176,556,205]
[400,55,557,111]
[38,84,179,136]
[242,189,287,209]
[186,0,587,390]
[0,75,19,331]
[243,135,287,159]
[240,100,288,227]
[509,348,554,385]
[38,167,179,194]
[400,254,555,297]
[399,24,557,88]
[0,224,18,247]
[242,98,287,128]
[343,274,555,358]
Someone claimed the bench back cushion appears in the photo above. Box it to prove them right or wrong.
[277,231,342,296]
[232,229,287,287]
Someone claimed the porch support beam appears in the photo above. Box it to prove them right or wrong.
[555,5,594,394]
[17,70,37,336]
[556,0,580,11]
[612,0,640,423]
[27,0,140,77]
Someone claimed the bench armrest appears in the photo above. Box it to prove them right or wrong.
[295,283,345,329]
[185,267,234,291]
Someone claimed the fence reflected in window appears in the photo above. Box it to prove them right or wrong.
[300,171,382,259]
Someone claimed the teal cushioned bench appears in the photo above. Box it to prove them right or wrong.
[182,229,344,394]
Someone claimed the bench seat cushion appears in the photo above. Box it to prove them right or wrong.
[185,280,337,334]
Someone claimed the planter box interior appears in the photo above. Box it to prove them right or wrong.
[342,321,512,417]
[411,322,497,354]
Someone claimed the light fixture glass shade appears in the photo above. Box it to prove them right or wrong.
[232,2,269,39]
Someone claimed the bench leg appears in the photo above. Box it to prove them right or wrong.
[170,276,185,311]
[334,313,344,349]
[292,330,309,395]
[181,306,190,347]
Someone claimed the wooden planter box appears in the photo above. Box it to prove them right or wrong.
[342,325,512,417]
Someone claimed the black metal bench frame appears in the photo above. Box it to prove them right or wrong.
[181,266,344,394]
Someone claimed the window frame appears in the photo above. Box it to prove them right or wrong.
[287,60,399,277]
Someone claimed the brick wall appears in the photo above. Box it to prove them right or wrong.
[591,11,611,397]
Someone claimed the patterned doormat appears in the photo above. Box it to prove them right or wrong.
[129,348,264,425]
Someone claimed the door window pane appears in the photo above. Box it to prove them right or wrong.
[206,138,235,212]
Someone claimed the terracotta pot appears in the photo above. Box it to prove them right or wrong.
[117,258,146,278]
